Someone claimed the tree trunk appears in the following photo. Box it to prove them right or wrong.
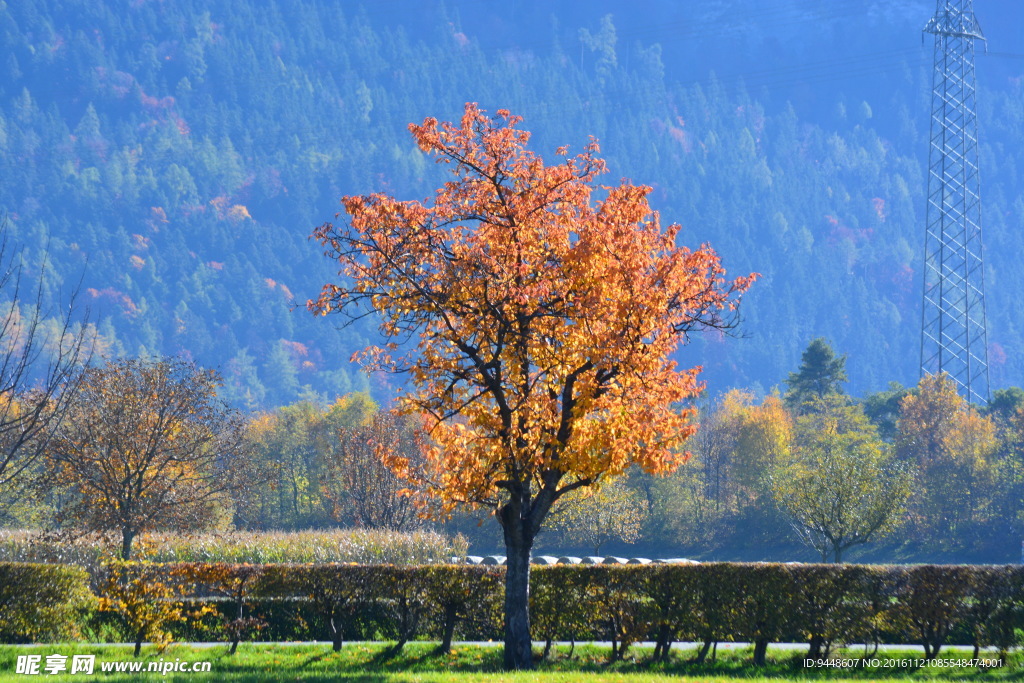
[609,613,631,662]
[435,607,458,656]
[652,623,672,662]
[230,597,243,655]
[862,630,880,659]
[807,634,825,659]
[330,611,343,652]
[387,597,420,658]
[609,627,620,662]
[496,479,557,671]
[503,537,534,670]
[121,529,135,560]
[693,639,713,664]
[752,637,769,666]
[134,629,144,657]
[385,610,413,659]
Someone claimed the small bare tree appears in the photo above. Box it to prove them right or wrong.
[550,478,648,555]
[0,217,91,512]
[324,412,421,531]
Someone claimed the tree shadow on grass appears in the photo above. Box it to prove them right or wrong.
[297,650,334,667]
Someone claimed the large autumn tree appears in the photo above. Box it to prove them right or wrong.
[309,103,754,669]
[45,357,250,559]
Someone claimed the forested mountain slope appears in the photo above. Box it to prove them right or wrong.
[1,0,1022,406]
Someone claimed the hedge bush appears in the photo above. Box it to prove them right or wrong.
[419,565,503,654]
[3,559,1023,664]
[966,566,1024,661]
[0,562,94,643]
[538,563,1021,664]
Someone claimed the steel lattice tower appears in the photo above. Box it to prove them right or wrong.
[920,0,989,404]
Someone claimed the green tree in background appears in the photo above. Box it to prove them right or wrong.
[860,381,912,442]
[550,478,648,556]
[986,387,1024,427]
[772,398,912,562]
[991,403,1024,549]
[785,338,848,414]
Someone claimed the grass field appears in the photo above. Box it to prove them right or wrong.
[0,643,1016,682]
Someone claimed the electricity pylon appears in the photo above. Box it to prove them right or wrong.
[920,0,989,404]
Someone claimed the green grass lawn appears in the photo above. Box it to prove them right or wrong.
[0,643,1015,682]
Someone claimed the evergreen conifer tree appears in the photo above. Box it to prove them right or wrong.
[785,338,847,413]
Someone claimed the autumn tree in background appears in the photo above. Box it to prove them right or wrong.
[45,357,250,559]
[941,408,998,531]
[771,398,913,562]
[638,388,788,548]
[728,392,792,508]
[637,454,716,549]
[238,391,418,531]
[691,394,737,513]
[239,394,377,530]
[635,397,723,550]
[896,373,999,546]
[323,410,422,531]
[310,103,754,669]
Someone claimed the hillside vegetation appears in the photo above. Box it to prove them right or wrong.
[2,1,1023,405]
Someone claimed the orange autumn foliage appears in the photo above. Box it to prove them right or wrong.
[310,102,755,670]
[310,103,755,517]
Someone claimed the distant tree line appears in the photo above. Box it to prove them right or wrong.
[629,338,1024,564]
[3,335,1024,565]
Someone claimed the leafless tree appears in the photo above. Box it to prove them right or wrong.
[325,412,422,531]
[0,217,91,508]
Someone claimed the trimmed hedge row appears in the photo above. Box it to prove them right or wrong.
[169,562,1024,663]
[4,560,1024,664]
[173,563,504,654]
